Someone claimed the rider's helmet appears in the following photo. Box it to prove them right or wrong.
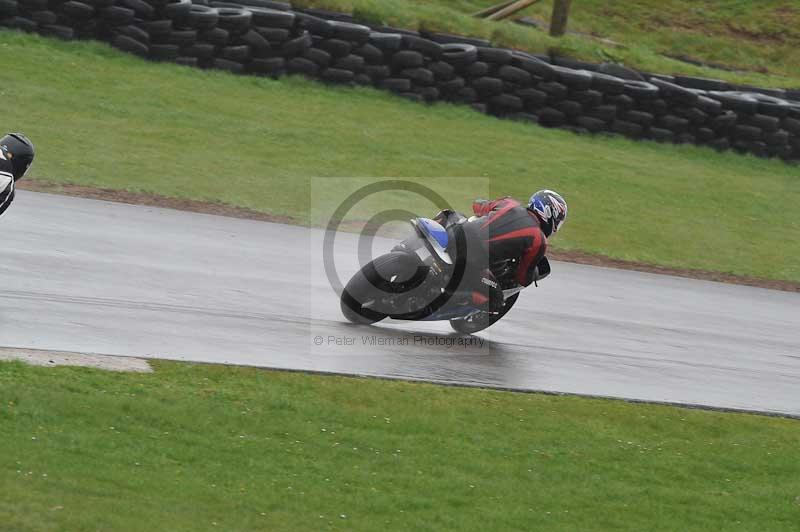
[0,133,35,181]
[528,189,567,237]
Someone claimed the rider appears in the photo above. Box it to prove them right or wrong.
[435,190,567,313]
[0,133,35,217]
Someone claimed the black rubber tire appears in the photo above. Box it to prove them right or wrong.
[161,0,191,21]
[199,27,229,46]
[368,31,402,52]
[303,47,331,67]
[710,111,737,132]
[471,76,503,97]
[476,46,512,65]
[247,6,293,28]
[764,130,789,146]
[743,113,780,133]
[286,56,318,76]
[212,57,244,73]
[334,53,364,72]
[464,61,489,78]
[111,33,148,55]
[119,0,153,18]
[650,77,698,104]
[672,106,708,125]
[321,67,354,84]
[733,124,763,141]
[456,87,477,103]
[590,72,624,95]
[781,117,800,135]
[708,91,758,114]
[0,0,19,14]
[553,66,592,90]
[402,34,442,59]
[329,20,370,43]
[441,42,477,68]
[239,28,269,51]
[657,114,690,133]
[511,52,555,80]
[596,62,643,81]
[255,26,289,43]
[429,60,454,80]
[167,29,197,47]
[622,80,659,99]
[695,95,723,115]
[100,5,134,25]
[606,94,634,112]
[215,6,251,34]
[437,76,465,93]
[295,12,332,38]
[554,99,582,117]
[391,49,423,68]
[30,9,56,24]
[695,127,716,142]
[280,30,312,57]
[490,93,523,112]
[570,89,604,107]
[137,19,172,38]
[114,24,149,44]
[538,107,566,127]
[219,44,249,62]
[707,137,731,152]
[497,64,530,84]
[18,0,46,9]
[449,293,518,335]
[621,110,654,127]
[515,87,547,107]
[611,119,643,137]
[182,42,214,58]
[575,115,606,132]
[317,38,351,58]
[353,43,382,64]
[538,81,568,100]
[185,4,218,29]
[672,75,731,92]
[61,0,93,19]
[586,104,617,122]
[401,67,434,85]
[364,64,390,80]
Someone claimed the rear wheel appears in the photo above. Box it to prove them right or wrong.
[340,252,426,325]
[450,292,519,334]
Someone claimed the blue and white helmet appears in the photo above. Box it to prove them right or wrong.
[528,190,567,237]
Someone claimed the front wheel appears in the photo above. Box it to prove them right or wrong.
[450,293,519,334]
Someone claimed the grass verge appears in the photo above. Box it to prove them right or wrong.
[1,359,799,531]
[293,0,800,88]
[6,31,800,282]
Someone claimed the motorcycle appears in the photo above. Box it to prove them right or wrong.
[340,214,524,334]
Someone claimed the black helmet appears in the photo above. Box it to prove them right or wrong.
[528,189,568,237]
[0,133,35,181]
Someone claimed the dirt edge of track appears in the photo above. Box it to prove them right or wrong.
[20,180,799,293]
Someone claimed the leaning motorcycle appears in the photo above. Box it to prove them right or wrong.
[340,216,524,334]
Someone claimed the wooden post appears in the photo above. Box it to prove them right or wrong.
[549,0,572,36]
[486,0,541,21]
[472,0,517,18]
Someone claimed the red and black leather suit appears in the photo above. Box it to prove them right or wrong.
[437,197,550,311]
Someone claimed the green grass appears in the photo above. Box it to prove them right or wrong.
[6,31,800,282]
[1,359,799,531]
[293,0,800,88]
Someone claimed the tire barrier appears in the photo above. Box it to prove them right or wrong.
[3,0,800,163]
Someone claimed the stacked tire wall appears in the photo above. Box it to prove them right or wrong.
[2,0,800,163]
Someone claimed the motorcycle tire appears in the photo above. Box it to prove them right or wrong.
[450,292,519,334]
[340,251,426,325]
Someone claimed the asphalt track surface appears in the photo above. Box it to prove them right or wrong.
[2,191,799,417]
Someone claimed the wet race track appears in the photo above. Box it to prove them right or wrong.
[2,191,799,416]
